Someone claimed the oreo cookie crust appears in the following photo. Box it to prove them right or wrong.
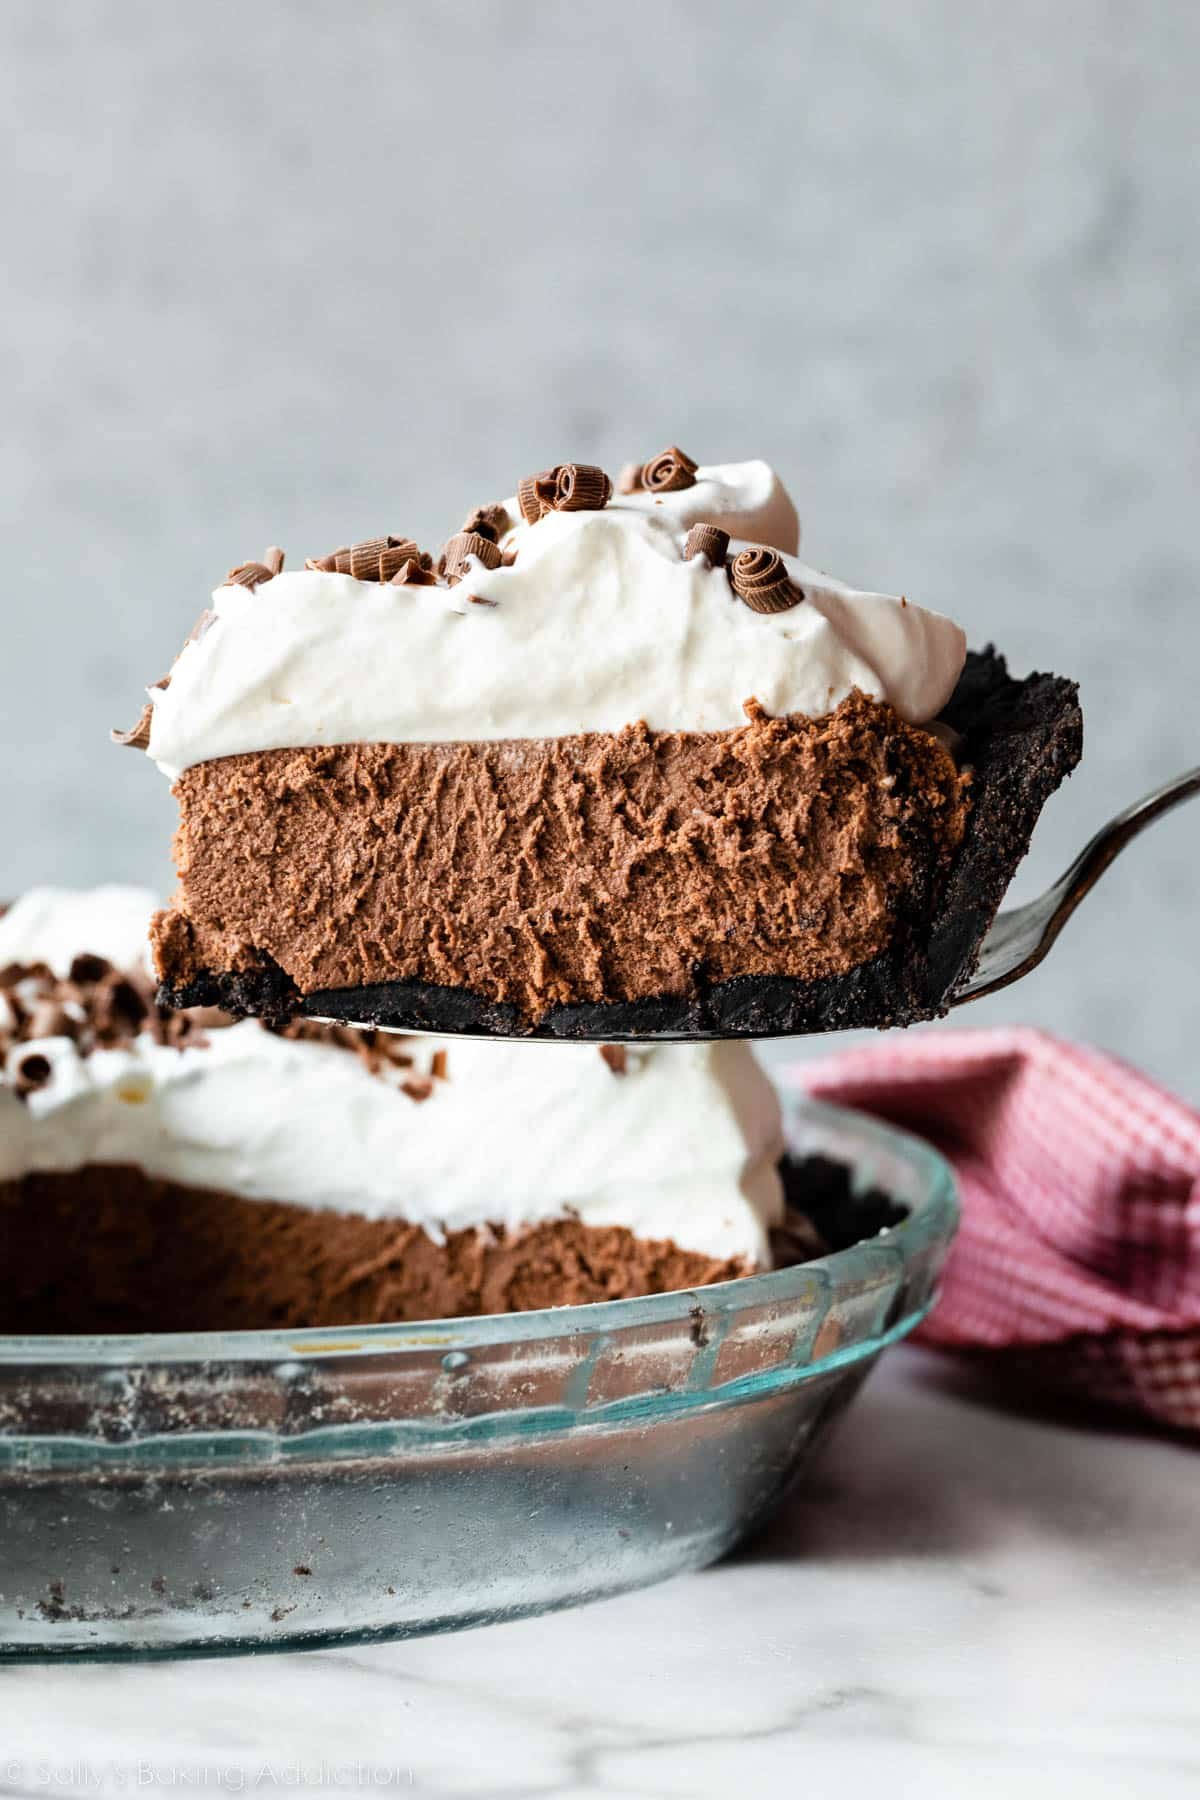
[155,648,1082,1040]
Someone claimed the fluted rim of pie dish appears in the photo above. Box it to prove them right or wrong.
[0,1098,958,1367]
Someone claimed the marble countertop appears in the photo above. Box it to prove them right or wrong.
[2,1346,1195,1799]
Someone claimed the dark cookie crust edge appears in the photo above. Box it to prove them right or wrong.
[158,647,1082,1039]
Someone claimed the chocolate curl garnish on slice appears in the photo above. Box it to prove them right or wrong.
[306,545,351,574]
[111,704,154,751]
[641,445,699,493]
[683,524,730,566]
[348,536,394,581]
[599,1045,628,1076]
[111,675,170,751]
[377,537,426,582]
[728,546,804,614]
[225,545,286,589]
[460,503,512,543]
[516,469,560,525]
[308,536,429,582]
[552,463,613,512]
[389,556,437,587]
[616,461,644,495]
[442,530,503,587]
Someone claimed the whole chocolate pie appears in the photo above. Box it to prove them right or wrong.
[117,452,1082,1038]
[0,888,820,1331]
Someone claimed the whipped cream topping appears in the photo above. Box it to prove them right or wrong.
[1,889,784,1265]
[0,885,155,979]
[142,459,966,779]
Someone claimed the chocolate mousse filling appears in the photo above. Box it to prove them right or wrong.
[0,1166,831,1333]
[152,648,1082,1038]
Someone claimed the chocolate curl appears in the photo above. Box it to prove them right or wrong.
[516,469,560,525]
[225,546,284,587]
[305,546,350,574]
[516,476,542,525]
[349,536,393,581]
[616,461,644,495]
[186,609,217,644]
[28,999,72,1041]
[12,1051,52,1097]
[641,445,699,493]
[729,547,804,615]
[111,704,154,751]
[461,503,511,543]
[225,559,275,589]
[553,463,613,512]
[377,537,424,582]
[599,1045,628,1076]
[442,530,503,586]
[69,953,113,985]
[683,524,730,566]
[390,556,436,587]
[309,538,429,581]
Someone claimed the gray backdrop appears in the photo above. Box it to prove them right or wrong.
[2,1,1196,1096]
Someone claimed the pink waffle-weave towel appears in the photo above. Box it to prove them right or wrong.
[798,1028,1200,1433]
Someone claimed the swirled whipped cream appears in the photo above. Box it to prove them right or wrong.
[139,459,967,779]
[0,889,784,1263]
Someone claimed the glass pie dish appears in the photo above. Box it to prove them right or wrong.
[0,1098,957,1662]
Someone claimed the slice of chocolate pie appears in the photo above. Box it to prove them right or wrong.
[119,452,1082,1038]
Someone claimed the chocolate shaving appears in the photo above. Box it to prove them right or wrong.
[349,537,393,581]
[728,547,804,614]
[641,446,698,494]
[12,1051,52,1098]
[309,536,431,584]
[389,557,436,587]
[461,503,511,543]
[28,1000,72,1040]
[683,524,730,566]
[516,470,560,525]
[599,1045,628,1076]
[225,547,285,589]
[500,548,518,567]
[225,562,273,589]
[276,1016,421,1084]
[401,1076,435,1104]
[377,537,425,582]
[431,1048,449,1080]
[442,530,503,586]
[0,946,446,1101]
[616,461,644,495]
[111,704,155,751]
[69,953,112,985]
[306,546,348,574]
[519,464,613,521]
[187,609,217,645]
[552,464,613,512]
[0,953,214,1076]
